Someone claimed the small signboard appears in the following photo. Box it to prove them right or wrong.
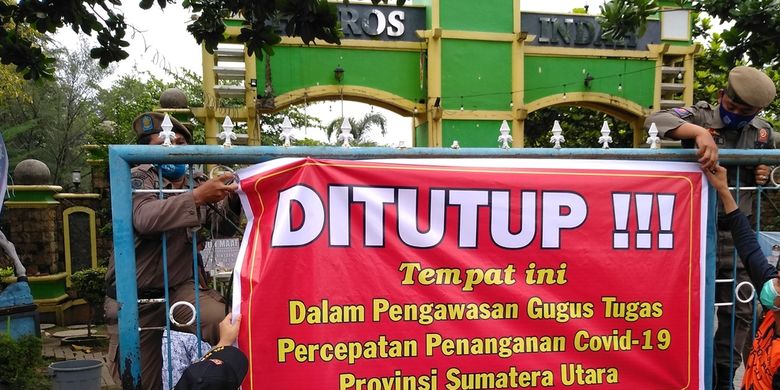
[201,238,241,273]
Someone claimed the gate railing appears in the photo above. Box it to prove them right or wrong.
[109,144,780,389]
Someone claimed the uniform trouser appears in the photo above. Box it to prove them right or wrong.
[714,230,755,390]
[105,281,226,390]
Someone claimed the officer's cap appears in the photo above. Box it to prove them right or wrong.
[132,112,192,144]
[727,66,777,108]
[174,346,248,389]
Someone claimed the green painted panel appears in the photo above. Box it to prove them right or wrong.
[440,0,513,33]
[415,122,429,147]
[28,277,67,300]
[442,120,503,148]
[524,56,656,108]
[441,41,511,111]
[267,46,424,103]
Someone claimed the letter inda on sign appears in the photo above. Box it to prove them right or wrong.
[233,157,708,389]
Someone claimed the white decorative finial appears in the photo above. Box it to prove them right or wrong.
[450,140,460,149]
[497,120,513,149]
[279,117,295,147]
[598,120,613,149]
[219,116,237,148]
[396,140,407,149]
[337,118,354,148]
[158,114,176,147]
[646,122,661,149]
[550,120,565,149]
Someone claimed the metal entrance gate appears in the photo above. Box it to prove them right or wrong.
[109,145,780,389]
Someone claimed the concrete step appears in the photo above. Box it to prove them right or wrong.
[661,66,685,76]
[660,82,685,93]
[213,47,245,62]
[214,85,246,98]
[214,66,246,81]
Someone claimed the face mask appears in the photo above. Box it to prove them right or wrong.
[718,103,756,129]
[759,279,780,311]
[159,164,188,180]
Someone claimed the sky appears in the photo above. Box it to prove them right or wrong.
[55,1,600,146]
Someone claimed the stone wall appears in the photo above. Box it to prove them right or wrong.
[3,206,59,275]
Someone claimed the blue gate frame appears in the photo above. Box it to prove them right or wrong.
[109,144,780,389]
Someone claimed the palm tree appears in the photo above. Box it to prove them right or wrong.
[325,112,387,145]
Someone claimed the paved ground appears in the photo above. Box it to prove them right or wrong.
[41,326,119,389]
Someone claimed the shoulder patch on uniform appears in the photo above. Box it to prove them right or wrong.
[758,128,770,143]
[672,107,693,118]
[131,170,152,190]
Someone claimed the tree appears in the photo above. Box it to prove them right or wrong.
[598,0,780,68]
[691,0,780,67]
[598,0,659,40]
[0,39,109,185]
[0,0,403,81]
[70,266,107,338]
[524,106,634,148]
[325,112,388,146]
[260,105,324,146]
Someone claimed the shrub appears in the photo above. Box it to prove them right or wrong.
[70,267,107,337]
[0,333,48,389]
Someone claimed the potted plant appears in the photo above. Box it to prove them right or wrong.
[64,267,108,346]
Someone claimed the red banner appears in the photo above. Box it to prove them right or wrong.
[234,158,708,389]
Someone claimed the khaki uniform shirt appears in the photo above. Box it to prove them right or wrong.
[106,164,240,293]
[646,101,775,216]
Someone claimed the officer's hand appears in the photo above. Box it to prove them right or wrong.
[694,131,719,170]
[217,312,241,347]
[193,173,239,206]
[755,164,771,186]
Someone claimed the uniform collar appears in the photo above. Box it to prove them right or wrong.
[711,104,726,129]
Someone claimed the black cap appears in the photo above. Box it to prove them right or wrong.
[174,346,248,390]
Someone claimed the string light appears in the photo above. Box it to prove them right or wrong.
[509,101,513,108]
[460,96,464,111]
[677,71,683,80]
[253,62,681,108]
[617,83,623,92]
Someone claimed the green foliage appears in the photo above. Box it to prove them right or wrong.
[70,266,106,337]
[70,267,107,307]
[524,106,634,148]
[260,105,323,146]
[0,0,403,80]
[692,0,780,67]
[0,333,48,389]
[1,40,108,186]
[597,0,659,40]
[0,265,12,278]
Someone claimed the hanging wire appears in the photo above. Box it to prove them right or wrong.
[270,61,679,106]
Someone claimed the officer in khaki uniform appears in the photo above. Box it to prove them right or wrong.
[645,66,777,389]
[104,112,241,390]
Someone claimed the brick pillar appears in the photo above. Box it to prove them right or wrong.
[4,185,62,275]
